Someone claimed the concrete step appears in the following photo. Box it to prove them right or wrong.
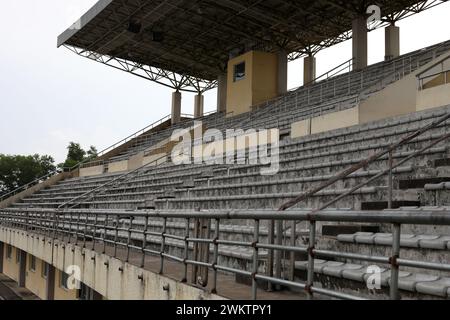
[294,259,450,299]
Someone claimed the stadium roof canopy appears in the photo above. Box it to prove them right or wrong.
[57,0,447,92]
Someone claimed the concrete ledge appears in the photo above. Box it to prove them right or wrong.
[0,172,72,209]
[0,228,226,300]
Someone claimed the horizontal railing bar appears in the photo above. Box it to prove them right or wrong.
[313,249,390,265]
[3,209,450,225]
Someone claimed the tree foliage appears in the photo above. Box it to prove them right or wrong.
[60,142,98,169]
[0,154,56,196]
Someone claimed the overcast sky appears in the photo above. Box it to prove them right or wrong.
[0,1,449,164]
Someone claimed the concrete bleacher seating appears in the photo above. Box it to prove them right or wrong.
[2,39,450,300]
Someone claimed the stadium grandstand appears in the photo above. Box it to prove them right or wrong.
[1,0,450,301]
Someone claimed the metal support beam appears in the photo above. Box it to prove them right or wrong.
[171,91,182,125]
[385,24,400,61]
[194,93,204,118]
[217,73,228,113]
[352,16,368,70]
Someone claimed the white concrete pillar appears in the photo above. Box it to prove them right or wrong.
[352,16,368,70]
[277,50,288,94]
[171,91,182,125]
[217,73,227,113]
[385,24,400,61]
[194,93,204,118]
[304,55,317,85]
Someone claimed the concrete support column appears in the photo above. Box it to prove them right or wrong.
[0,242,4,274]
[46,264,56,300]
[304,55,317,85]
[385,24,400,61]
[277,50,288,94]
[194,93,204,118]
[18,250,27,287]
[217,73,227,113]
[171,91,182,125]
[352,16,368,70]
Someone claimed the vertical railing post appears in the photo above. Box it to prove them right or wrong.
[25,211,30,233]
[211,219,220,294]
[289,220,296,281]
[52,211,58,241]
[159,217,167,274]
[274,220,283,287]
[182,218,190,283]
[388,151,394,209]
[113,215,119,258]
[390,223,401,300]
[251,219,260,300]
[67,212,72,244]
[306,221,316,300]
[141,215,149,268]
[92,213,98,251]
[83,213,88,249]
[267,220,275,292]
[75,212,81,246]
[126,217,132,263]
[102,214,108,254]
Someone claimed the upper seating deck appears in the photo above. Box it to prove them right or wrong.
[93,39,450,166]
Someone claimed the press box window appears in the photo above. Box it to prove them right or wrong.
[233,62,246,82]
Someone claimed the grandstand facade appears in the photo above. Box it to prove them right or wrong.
[1,0,450,300]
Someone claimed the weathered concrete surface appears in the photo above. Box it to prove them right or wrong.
[0,227,225,300]
[0,172,72,209]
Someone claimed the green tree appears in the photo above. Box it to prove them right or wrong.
[60,142,98,169]
[0,154,56,196]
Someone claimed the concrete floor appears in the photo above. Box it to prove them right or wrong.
[0,274,39,300]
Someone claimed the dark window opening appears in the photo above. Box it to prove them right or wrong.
[234,62,246,82]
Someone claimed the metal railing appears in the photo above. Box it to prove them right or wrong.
[57,153,169,209]
[1,208,450,300]
[0,168,69,202]
[269,109,450,287]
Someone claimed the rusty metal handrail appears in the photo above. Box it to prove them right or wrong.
[278,111,450,211]
[57,154,169,209]
[270,110,450,291]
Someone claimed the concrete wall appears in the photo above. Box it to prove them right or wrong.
[291,119,311,139]
[417,83,450,111]
[25,255,47,300]
[54,269,79,300]
[108,160,129,174]
[2,245,19,282]
[143,154,167,167]
[128,152,144,171]
[79,165,105,177]
[358,74,417,124]
[226,51,278,116]
[312,107,359,135]
[0,228,225,300]
[0,172,72,209]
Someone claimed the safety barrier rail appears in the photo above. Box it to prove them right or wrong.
[1,208,450,300]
